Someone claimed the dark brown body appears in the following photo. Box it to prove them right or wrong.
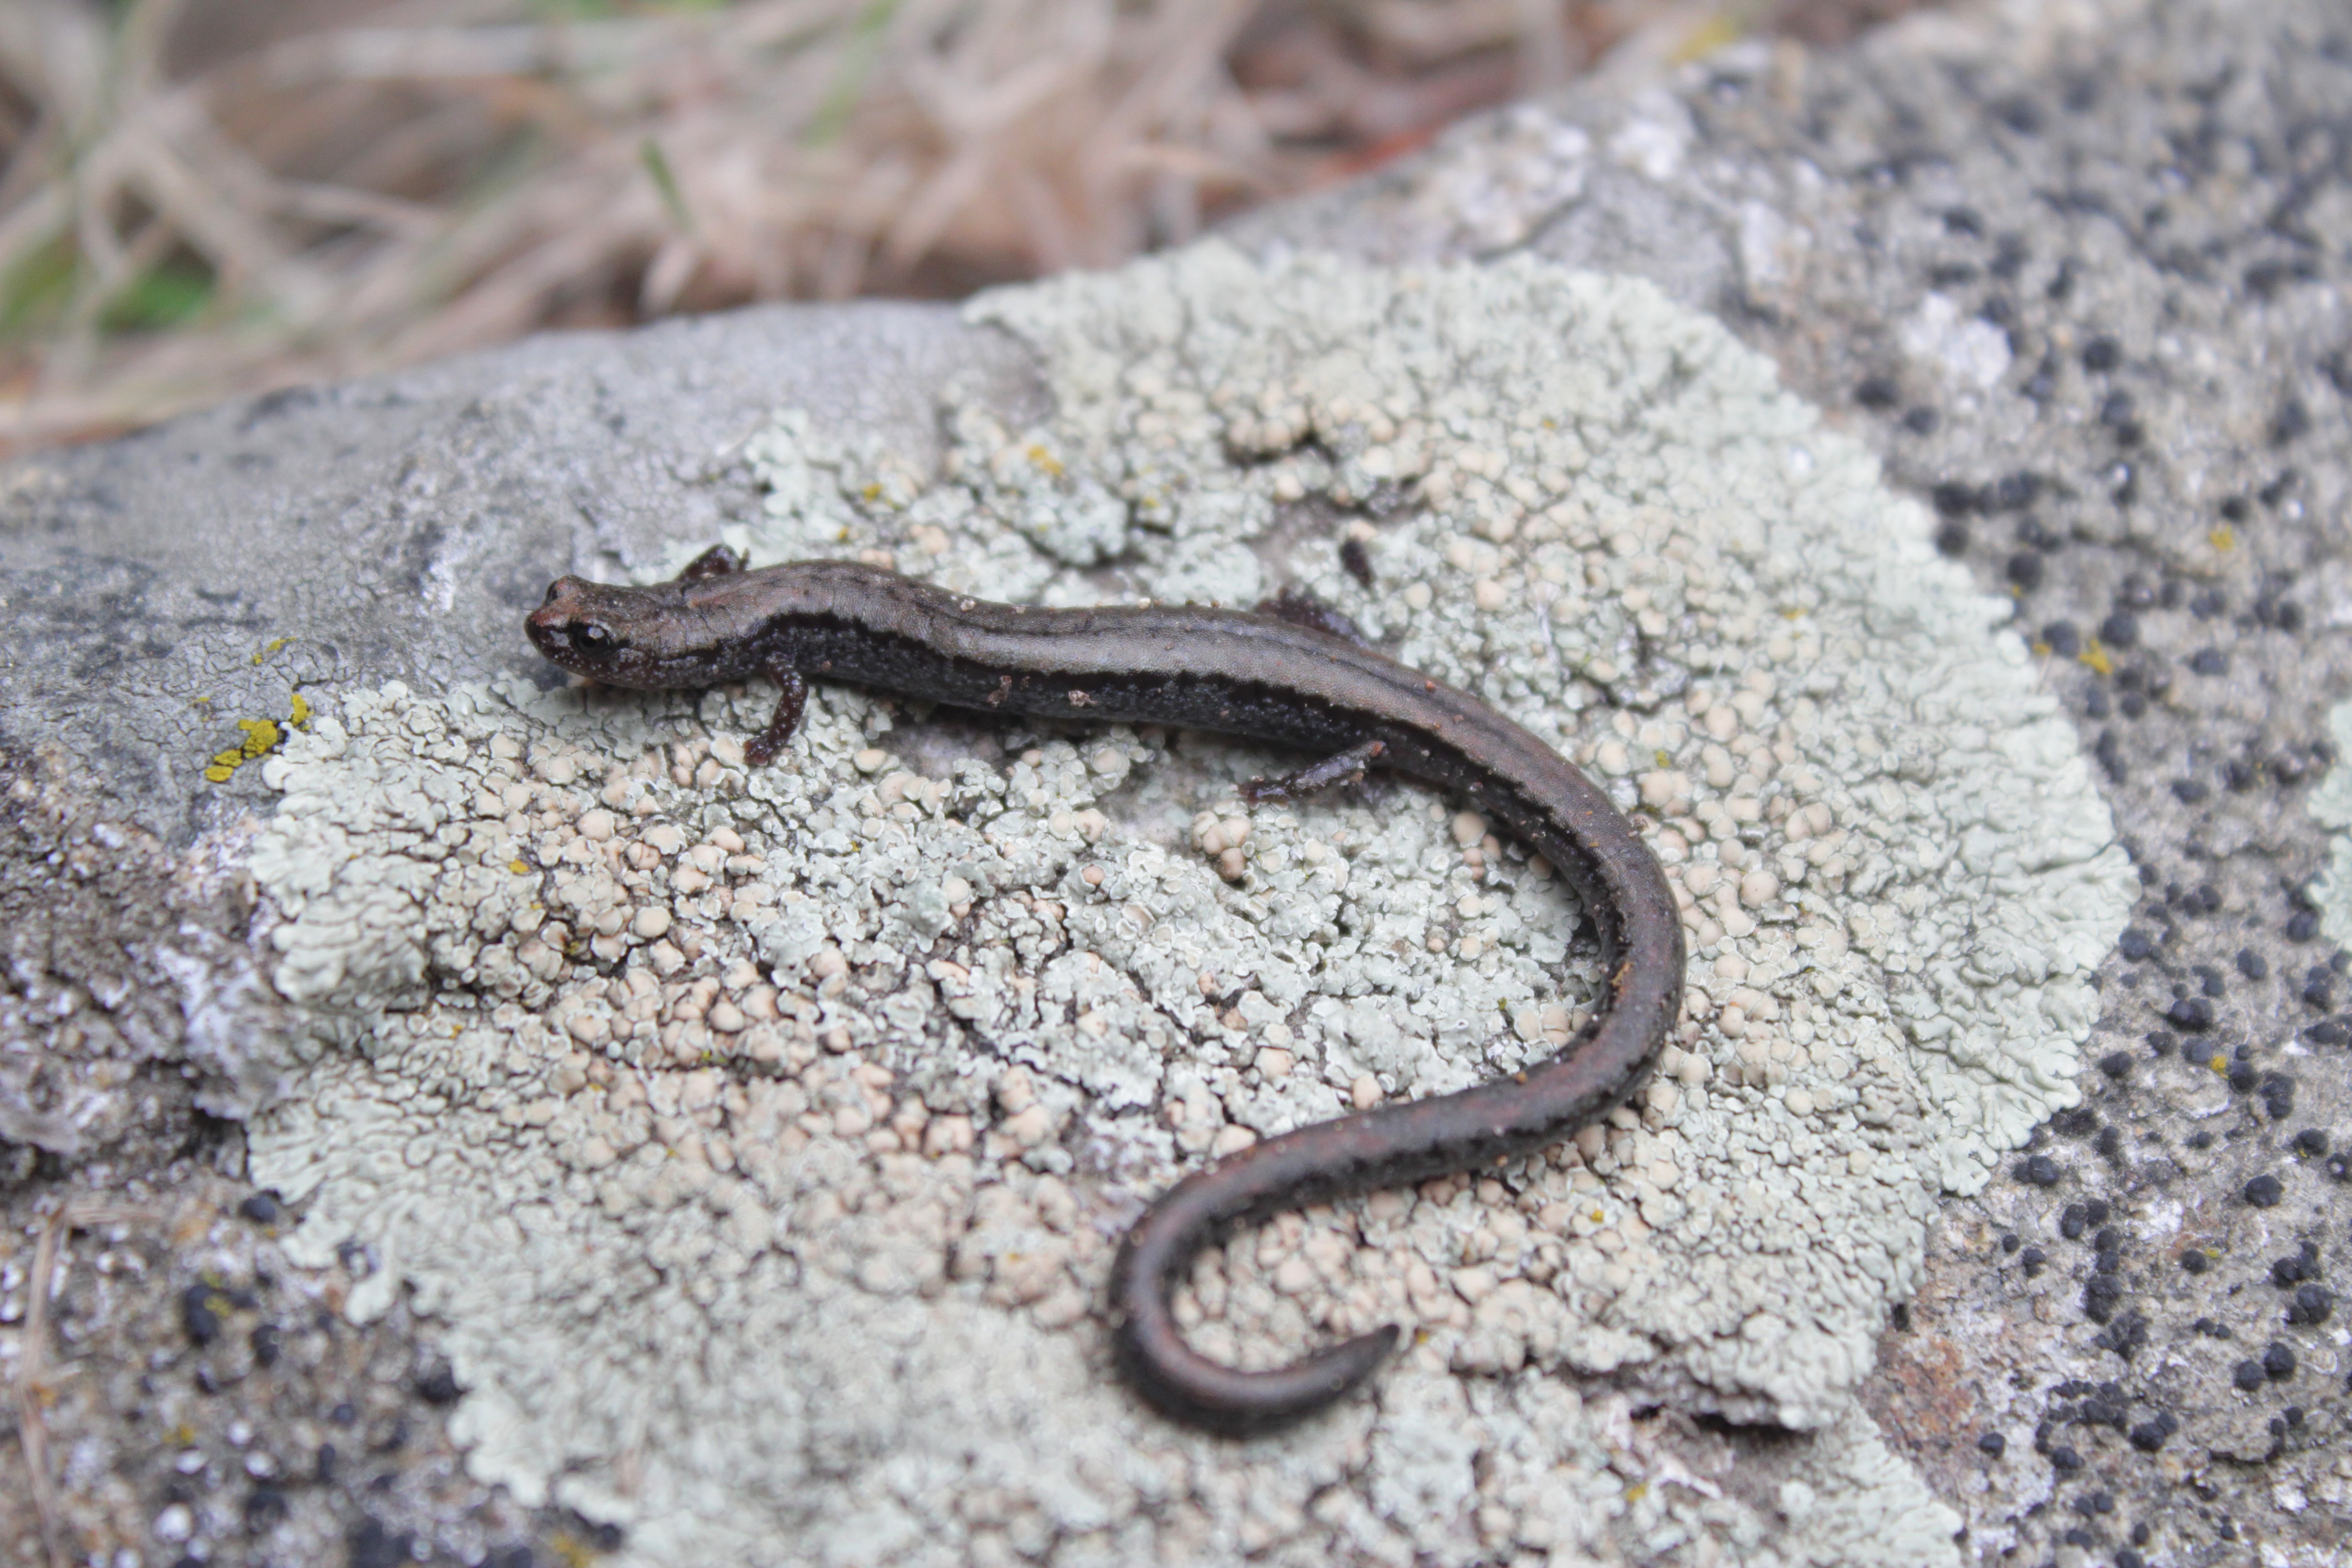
[529,552,1684,1432]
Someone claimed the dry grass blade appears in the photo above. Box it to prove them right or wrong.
[0,0,1930,451]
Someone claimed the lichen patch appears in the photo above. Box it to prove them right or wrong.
[2309,702,2352,964]
[244,245,2127,1566]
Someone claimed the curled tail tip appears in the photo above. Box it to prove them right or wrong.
[1114,1320,1401,1436]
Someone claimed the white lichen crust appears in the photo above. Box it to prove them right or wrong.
[245,246,2130,1566]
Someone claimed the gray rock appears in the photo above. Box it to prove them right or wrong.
[6,0,2349,1563]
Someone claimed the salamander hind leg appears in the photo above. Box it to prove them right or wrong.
[1240,739,1385,804]
[677,543,746,581]
[744,668,809,766]
[1256,586,1371,648]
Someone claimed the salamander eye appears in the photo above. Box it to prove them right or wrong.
[543,582,562,604]
[573,622,615,652]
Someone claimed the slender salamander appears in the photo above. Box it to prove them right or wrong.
[526,546,1684,1433]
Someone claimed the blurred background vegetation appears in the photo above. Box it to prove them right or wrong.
[0,0,1924,452]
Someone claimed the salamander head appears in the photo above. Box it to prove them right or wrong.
[527,575,738,689]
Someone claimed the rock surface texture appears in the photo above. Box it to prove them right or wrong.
[3,3,2348,1568]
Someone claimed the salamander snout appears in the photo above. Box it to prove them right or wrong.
[525,577,629,675]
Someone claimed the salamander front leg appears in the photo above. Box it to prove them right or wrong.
[745,668,808,766]
[677,543,746,581]
[1240,739,1386,804]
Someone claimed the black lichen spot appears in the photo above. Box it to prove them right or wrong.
[2082,336,2122,372]
[2271,1242,2318,1286]
[2043,620,2082,657]
[2286,909,2320,943]
[2188,648,2228,676]
[251,1322,281,1368]
[2097,1050,2131,1080]
[2167,995,2214,1030]
[2048,1445,2082,1474]
[2061,1203,2088,1239]
[2082,1274,2125,1323]
[2099,611,2139,648]
[2094,730,2125,781]
[2118,928,2155,961]
[2287,1284,2333,1325]
[2171,779,2211,805]
[2021,1245,2048,1278]
[2244,258,2318,300]
[237,1191,282,1225]
[416,1364,465,1406]
[2144,1029,2176,1056]
[2289,1128,2329,1157]
[1932,480,1981,516]
[2270,396,2313,447]
[2126,1411,2177,1452]
[1856,374,1901,409]
[2242,1173,2284,1208]
[1903,406,1940,435]
[1977,1430,2006,1456]
[179,1284,223,1347]
[2262,1341,2296,1379]
[2260,1073,2295,1121]
[2233,1358,2266,1392]
[2236,948,2268,980]
[2008,551,2046,591]
[1934,518,1970,556]
[2018,1154,2063,1186]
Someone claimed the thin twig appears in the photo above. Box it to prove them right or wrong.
[11,1201,169,1568]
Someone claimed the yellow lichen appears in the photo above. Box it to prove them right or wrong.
[200,699,303,784]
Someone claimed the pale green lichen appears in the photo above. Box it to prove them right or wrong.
[243,245,2127,1566]
[2308,701,2352,949]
